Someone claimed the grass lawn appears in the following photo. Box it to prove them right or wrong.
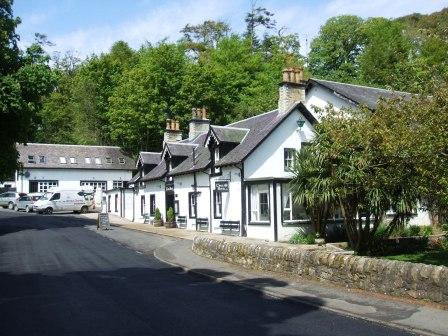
[383,250,448,267]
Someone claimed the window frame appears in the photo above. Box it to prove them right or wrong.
[281,184,310,224]
[113,180,123,189]
[149,194,156,216]
[59,157,67,164]
[118,157,125,164]
[27,155,36,164]
[249,184,270,223]
[69,157,77,164]
[94,157,101,165]
[213,190,222,219]
[85,157,91,164]
[188,192,196,218]
[39,155,46,163]
[284,148,296,171]
[140,195,145,216]
[105,157,112,164]
[114,194,118,212]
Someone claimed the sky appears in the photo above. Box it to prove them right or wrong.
[13,0,448,59]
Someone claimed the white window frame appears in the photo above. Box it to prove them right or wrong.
[105,157,112,164]
[250,184,270,222]
[112,180,123,189]
[39,155,46,163]
[214,190,222,218]
[36,181,58,193]
[70,157,77,164]
[281,184,309,223]
[28,155,36,164]
[284,148,295,171]
[85,157,91,164]
[118,157,125,164]
[94,157,101,165]
[80,181,107,191]
[59,157,67,164]
[189,192,196,218]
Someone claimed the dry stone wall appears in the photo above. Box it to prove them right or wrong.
[192,236,448,304]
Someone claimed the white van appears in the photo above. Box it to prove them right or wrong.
[33,188,97,214]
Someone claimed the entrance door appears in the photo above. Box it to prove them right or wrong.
[165,191,174,218]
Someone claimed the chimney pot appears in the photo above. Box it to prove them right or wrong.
[278,67,306,114]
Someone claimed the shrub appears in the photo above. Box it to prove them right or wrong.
[374,224,389,240]
[166,207,175,222]
[154,208,161,220]
[289,231,315,245]
[408,225,421,237]
[420,226,433,237]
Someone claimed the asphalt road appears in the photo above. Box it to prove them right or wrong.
[0,209,413,336]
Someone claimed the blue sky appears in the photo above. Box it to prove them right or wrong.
[13,0,448,59]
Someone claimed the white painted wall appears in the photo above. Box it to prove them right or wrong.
[245,182,275,241]
[143,180,166,221]
[123,189,134,221]
[304,85,355,119]
[210,166,243,234]
[173,172,210,231]
[244,110,314,180]
[16,168,132,193]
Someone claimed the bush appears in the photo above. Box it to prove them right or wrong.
[420,226,433,237]
[154,208,161,220]
[408,225,421,237]
[289,232,315,245]
[166,207,175,222]
[374,224,389,240]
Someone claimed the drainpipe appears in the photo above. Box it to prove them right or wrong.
[232,163,246,237]
[132,186,136,222]
[193,171,198,231]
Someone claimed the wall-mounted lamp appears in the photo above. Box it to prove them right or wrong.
[297,117,305,129]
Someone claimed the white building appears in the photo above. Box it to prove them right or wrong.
[15,143,135,194]
[106,68,430,241]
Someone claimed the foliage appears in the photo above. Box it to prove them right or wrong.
[0,1,56,180]
[291,81,448,255]
[384,250,448,267]
[289,231,315,245]
[166,207,175,222]
[154,208,162,221]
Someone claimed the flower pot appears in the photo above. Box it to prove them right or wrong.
[164,221,176,229]
[153,219,163,227]
[315,238,325,246]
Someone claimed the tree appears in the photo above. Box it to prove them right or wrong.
[0,1,56,180]
[308,15,364,83]
[244,4,276,49]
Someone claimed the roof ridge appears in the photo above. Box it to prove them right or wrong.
[211,125,250,131]
[140,151,161,154]
[20,143,122,149]
[311,78,411,95]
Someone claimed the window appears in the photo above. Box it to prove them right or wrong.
[70,157,77,164]
[59,157,67,164]
[39,155,46,163]
[284,148,296,171]
[113,181,123,189]
[250,184,270,222]
[30,180,58,193]
[50,193,61,201]
[118,157,125,164]
[94,157,101,164]
[105,157,112,164]
[114,194,118,212]
[141,195,145,216]
[27,155,36,164]
[150,194,156,215]
[107,195,111,212]
[213,190,222,218]
[213,147,221,174]
[188,192,196,218]
[282,185,309,222]
[80,181,107,191]
[85,157,91,164]
[174,200,179,215]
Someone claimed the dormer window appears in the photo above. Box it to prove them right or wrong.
[95,157,101,164]
[28,155,36,164]
[118,157,125,164]
[85,157,91,164]
[59,157,67,164]
[70,157,77,164]
[39,155,46,163]
[105,157,112,164]
[213,147,221,174]
[214,147,220,162]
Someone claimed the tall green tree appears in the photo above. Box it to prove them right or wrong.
[0,0,56,180]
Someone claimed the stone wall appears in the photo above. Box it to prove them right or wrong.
[192,236,448,304]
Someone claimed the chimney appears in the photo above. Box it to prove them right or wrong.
[164,119,182,144]
[189,107,210,140]
[278,67,306,114]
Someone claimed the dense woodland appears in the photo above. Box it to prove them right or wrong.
[1,1,448,181]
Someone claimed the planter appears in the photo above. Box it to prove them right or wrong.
[315,238,325,246]
[165,221,177,229]
[153,219,163,227]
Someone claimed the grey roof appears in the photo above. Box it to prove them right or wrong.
[169,146,210,176]
[310,79,411,110]
[165,142,197,157]
[139,152,160,165]
[140,160,166,182]
[209,126,249,144]
[128,173,141,184]
[17,143,135,170]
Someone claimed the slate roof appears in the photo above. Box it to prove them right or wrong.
[309,79,411,110]
[139,152,161,165]
[140,160,167,182]
[128,172,141,184]
[209,126,249,144]
[165,142,197,157]
[169,146,210,176]
[17,143,135,170]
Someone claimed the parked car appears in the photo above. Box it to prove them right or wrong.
[0,192,27,209]
[34,188,95,214]
[14,193,43,212]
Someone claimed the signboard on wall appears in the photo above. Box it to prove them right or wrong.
[215,181,229,192]
[165,181,174,191]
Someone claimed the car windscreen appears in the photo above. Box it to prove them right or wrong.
[40,192,53,201]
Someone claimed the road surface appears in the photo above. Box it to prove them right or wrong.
[0,209,413,336]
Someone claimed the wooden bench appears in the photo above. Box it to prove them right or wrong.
[196,217,209,232]
[220,220,240,236]
[177,215,187,229]
[143,213,151,224]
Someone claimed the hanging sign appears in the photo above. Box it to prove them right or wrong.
[215,181,229,192]
[165,181,174,191]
